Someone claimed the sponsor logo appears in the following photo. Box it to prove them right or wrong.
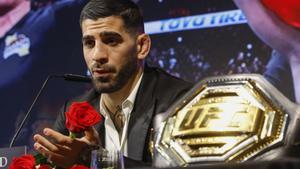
[145,9,247,34]
[3,33,30,59]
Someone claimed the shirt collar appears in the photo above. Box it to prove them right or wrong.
[100,72,144,116]
[122,72,143,112]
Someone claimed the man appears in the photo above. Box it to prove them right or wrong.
[33,0,193,168]
[233,0,300,103]
[0,0,88,146]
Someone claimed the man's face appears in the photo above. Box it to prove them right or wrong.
[81,16,139,93]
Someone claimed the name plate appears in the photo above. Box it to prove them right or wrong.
[0,146,27,169]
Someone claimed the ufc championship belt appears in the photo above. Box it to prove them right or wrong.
[153,74,300,167]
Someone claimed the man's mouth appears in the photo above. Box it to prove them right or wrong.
[92,68,112,78]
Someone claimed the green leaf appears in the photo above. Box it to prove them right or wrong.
[34,153,55,168]
[69,132,77,139]
[34,153,47,165]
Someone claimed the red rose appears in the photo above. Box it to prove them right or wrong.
[262,0,300,28]
[69,164,89,169]
[38,165,52,169]
[66,101,101,133]
[9,155,35,169]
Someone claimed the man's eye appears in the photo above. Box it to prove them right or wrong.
[105,38,119,46]
[84,40,95,48]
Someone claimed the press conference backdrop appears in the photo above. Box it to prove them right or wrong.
[0,0,275,151]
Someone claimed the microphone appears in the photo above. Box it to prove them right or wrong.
[9,74,91,148]
[63,73,92,82]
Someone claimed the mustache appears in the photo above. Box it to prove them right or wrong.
[91,64,116,72]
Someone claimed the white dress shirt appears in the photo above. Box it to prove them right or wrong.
[99,73,143,156]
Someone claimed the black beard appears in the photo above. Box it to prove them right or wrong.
[93,56,138,93]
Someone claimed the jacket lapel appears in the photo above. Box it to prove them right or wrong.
[84,89,106,146]
[127,67,158,161]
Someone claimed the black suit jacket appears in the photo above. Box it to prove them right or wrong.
[53,66,193,163]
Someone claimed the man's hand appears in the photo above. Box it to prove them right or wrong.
[33,127,99,168]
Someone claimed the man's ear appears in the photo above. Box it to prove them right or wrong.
[136,33,151,60]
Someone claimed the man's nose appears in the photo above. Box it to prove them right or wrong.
[92,44,108,64]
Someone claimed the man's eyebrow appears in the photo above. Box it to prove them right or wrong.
[99,31,122,38]
[82,35,94,42]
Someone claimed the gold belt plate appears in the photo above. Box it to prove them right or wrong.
[155,77,288,165]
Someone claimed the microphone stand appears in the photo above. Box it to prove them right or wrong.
[9,75,61,148]
[9,74,91,147]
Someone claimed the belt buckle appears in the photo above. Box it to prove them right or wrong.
[154,74,291,167]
